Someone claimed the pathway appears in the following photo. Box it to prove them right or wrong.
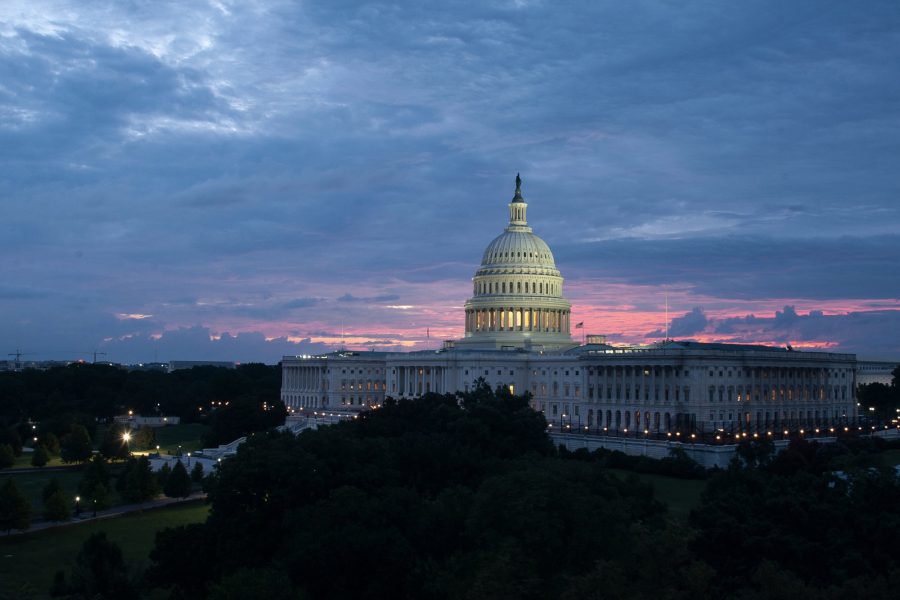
[1,492,206,537]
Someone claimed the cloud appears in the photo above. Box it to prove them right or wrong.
[654,306,900,358]
[1,1,899,360]
[647,307,708,338]
[100,326,333,364]
[337,293,401,303]
[282,298,322,309]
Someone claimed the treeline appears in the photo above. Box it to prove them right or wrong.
[858,369,900,421]
[142,385,900,598]
[560,445,710,479]
[0,363,285,456]
[147,384,684,599]
[31,383,900,598]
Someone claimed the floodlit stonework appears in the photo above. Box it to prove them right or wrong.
[282,177,859,436]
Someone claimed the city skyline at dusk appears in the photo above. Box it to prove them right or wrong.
[2,1,899,363]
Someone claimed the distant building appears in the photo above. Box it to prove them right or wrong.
[0,359,79,372]
[857,360,899,386]
[126,362,170,372]
[114,414,181,428]
[167,360,235,373]
[282,176,859,435]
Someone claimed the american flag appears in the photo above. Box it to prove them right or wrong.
[575,322,584,329]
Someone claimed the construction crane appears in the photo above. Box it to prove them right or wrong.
[91,351,108,364]
[6,349,36,370]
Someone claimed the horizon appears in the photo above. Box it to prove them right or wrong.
[3,1,899,364]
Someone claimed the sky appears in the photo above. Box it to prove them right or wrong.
[1,0,899,364]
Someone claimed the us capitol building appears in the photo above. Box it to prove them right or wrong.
[282,177,857,435]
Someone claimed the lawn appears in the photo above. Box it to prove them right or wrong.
[11,454,67,469]
[607,468,707,519]
[2,468,85,514]
[0,501,209,599]
[152,423,210,454]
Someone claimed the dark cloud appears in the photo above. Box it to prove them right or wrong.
[337,293,401,303]
[661,306,900,358]
[282,298,322,309]
[1,1,898,360]
[647,307,709,338]
[558,235,900,300]
[100,326,333,364]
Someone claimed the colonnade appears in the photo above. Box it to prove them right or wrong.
[465,307,570,334]
[395,365,446,397]
[284,365,324,392]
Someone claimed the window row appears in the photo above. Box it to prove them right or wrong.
[475,280,559,296]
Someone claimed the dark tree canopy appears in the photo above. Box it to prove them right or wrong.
[117,455,159,503]
[149,388,679,599]
[31,443,50,467]
[60,424,93,464]
[0,364,283,448]
[79,455,113,512]
[858,382,900,421]
[52,532,136,598]
[98,423,131,461]
[164,460,192,498]
[0,444,13,470]
[0,477,31,533]
[43,488,70,522]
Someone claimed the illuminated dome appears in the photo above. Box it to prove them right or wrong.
[457,175,575,351]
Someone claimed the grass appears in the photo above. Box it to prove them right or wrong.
[2,469,85,513]
[152,423,210,454]
[11,454,68,469]
[607,468,707,519]
[0,502,209,599]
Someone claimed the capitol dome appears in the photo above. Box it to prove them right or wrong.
[480,230,555,268]
[457,175,575,351]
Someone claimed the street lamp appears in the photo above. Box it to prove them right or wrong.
[75,496,81,516]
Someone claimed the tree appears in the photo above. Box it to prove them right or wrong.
[133,425,156,450]
[202,394,288,447]
[31,443,50,467]
[164,460,192,498]
[208,567,300,600]
[0,478,31,533]
[0,426,22,457]
[0,444,13,469]
[60,424,93,464]
[98,423,131,461]
[158,462,172,489]
[51,532,136,598]
[148,390,668,599]
[118,455,159,503]
[79,455,113,512]
[191,461,205,483]
[43,488,70,522]
[42,478,64,506]
[44,431,61,455]
[735,438,775,468]
[857,382,899,421]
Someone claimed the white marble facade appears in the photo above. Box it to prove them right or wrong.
[282,177,858,433]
